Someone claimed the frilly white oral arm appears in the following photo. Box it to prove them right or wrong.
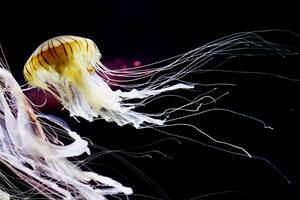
[0,68,132,199]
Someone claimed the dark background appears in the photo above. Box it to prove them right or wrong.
[1,1,300,200]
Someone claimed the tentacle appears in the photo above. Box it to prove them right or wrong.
[0,67,132,199]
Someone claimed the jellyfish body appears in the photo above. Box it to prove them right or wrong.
[0,65,132,199]
[24,35,194,127]
[24,36,103,118]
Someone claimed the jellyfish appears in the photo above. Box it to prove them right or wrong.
[0,64,132,199]
[24,32,298,127]
[24,35,190,126]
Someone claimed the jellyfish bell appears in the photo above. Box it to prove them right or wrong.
[24,36,102,115]
[24,35,100,86]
